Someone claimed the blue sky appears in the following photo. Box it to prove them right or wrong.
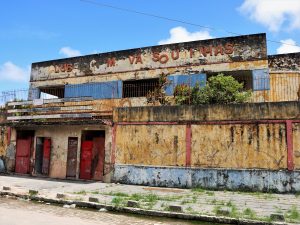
[1,0,300,93]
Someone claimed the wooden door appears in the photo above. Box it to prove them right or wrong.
[80,141,93,180]
[66,137,78,178]
[92,137,105,181]
[35,138,43,174]
[15,137,32,174]
[42,138,51,175]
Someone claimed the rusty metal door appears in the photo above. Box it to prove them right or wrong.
[92,137,105,181]
[42,138,51,175]
[15,137,32,174]
[80,140,93,180]
[66,137,78,178]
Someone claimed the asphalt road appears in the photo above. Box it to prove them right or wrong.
[0,197,212,225]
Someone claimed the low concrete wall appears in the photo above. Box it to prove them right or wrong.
[112,103,300,192]
[114,101,300,122]
[113,165,300,193]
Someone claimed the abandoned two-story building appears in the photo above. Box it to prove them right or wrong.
[1,33,300,192]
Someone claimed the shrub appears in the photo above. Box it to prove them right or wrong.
[174,74,251,105]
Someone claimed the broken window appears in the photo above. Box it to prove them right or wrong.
[207,71,253,91]
[39,86,65,99]
[122,78,159,98]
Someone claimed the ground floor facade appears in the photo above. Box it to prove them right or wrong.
[1,102,300,192]
[6,124,113,182]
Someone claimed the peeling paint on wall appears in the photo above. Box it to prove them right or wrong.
[293,123,300,170]
[191,123,287,169]
[113,165,300,192]
[115,125,186,166]
[114,102,300,122]
[269,53,300,72]
[31,33,267,82]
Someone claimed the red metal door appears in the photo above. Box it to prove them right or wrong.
[80,141,93,180]
[15,138,31,174]
[42,138,51,175]
[92,137,105,181]
[66,137,78,178]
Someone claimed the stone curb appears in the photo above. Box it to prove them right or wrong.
[0,191,287,225]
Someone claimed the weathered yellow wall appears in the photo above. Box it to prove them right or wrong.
[114,102,300,123]
[115,125,186,166]
[292,123,300,170]
[191,124,287,169]
[269,73,300,102]
[0,126,7,157]
[115,123,289,170]
[250,72,300,102]
[113,104,300,170]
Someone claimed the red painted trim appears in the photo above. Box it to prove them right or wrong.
[111,123,117,165]
[186,123,192,167]
[117,121,179,125]
[7,127,11,145]
[286,120,294,171]
[116,120,300,126]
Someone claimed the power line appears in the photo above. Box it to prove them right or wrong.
[80,0,300,48]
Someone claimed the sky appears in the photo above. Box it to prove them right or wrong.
[1,0,300,93]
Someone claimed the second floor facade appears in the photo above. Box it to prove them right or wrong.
[4,33,300,123]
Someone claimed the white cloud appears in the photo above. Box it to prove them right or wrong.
[59,46,81,57]
[238,0,300,32]
[158,26,213,45]
[0,61,30,82]
[276,39,300,54]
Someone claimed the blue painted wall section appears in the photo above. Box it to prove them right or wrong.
[252,69,270,91]
[65,81,122,99]
[165,74,206,96]
[113,165,300,193]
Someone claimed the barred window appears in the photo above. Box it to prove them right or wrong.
[122,79,159,98]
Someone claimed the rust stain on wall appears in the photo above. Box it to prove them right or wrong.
[191,124,287,169]
[292,123,300,170]
[115,125,186,166]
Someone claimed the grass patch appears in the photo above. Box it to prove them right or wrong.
[210,198,217,204]
[229,204,239,218]
[274,206,283,214]
[285,205,300,222]
[213,202,239,218]
[129,193,159,203]
[111,196,124,207]
[226,200,234,207]
[107,191,129,197]
[192,187,205,193]
[186,206,198,215]
[160,195,183,201]
[73,190,87,195]
[205,191,215,196]
[242,208,257,219]
[213,205,222,214]
[246,191,275,200]
[181,199,193,205]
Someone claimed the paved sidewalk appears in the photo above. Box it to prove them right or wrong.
[0,175,299,224]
